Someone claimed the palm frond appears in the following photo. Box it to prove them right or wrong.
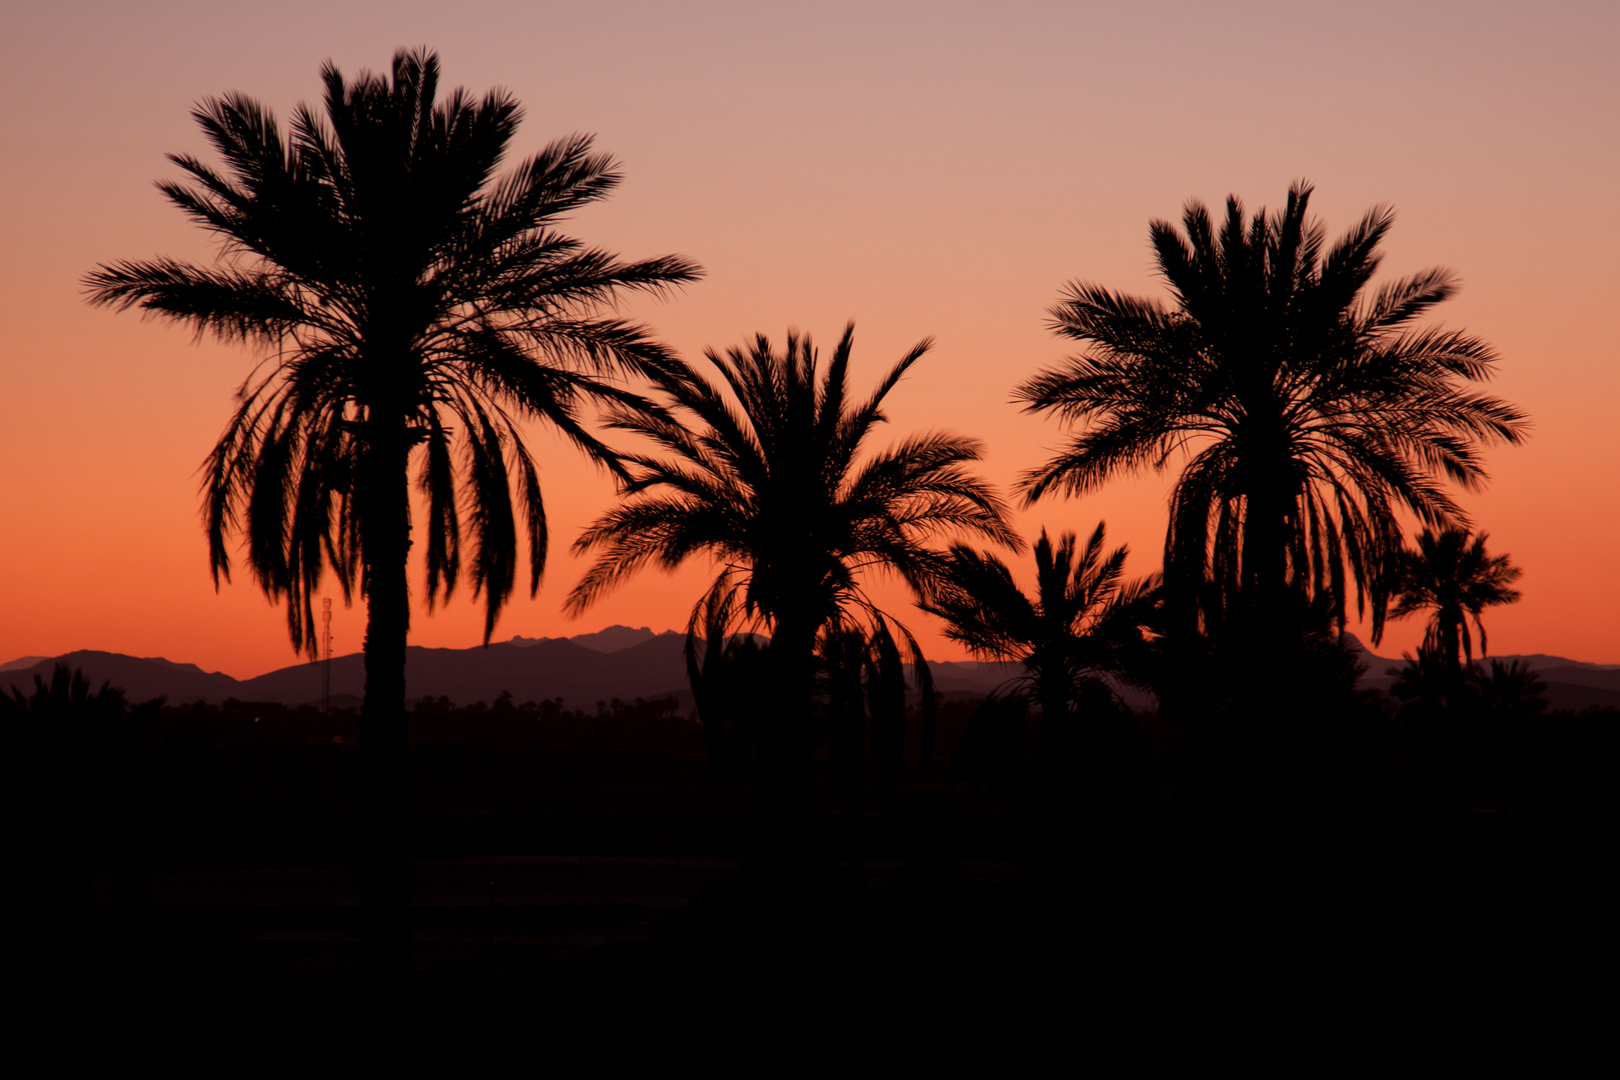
[1020,183,1529,636]
[87,49,702,657]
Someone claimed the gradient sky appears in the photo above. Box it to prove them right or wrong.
[3,1,1616,678]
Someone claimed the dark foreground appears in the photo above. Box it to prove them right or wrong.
[20,741,1614,1031]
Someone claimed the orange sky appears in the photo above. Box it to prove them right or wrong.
[3,1,1617,677]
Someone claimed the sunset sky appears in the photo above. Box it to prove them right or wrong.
[3,1,1616,678]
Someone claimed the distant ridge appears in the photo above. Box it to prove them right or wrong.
[3,633,1616,712]
[0,650,242,703]
[1345,634,1620,711]
[507,625,679,653]
[0,630,692,709]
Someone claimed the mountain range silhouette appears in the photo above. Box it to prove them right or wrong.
[3,627,1617,711]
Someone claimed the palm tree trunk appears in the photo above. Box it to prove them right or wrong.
[828,635,868,883]
[358,425,412,977]
[1238,477,1297,820]
[1441,610,1464,688]
[771,611,821,853]
[1033,671,1076,876]
[1241,486,1289,641]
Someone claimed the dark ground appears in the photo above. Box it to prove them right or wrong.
[24,736,1613,1033]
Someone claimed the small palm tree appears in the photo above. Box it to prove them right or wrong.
[818,619,914,875]
[568,324,1019,836]
[1477,658,1546,720]
[4,666,154,968]
[1015,182,1529,647]
[1383,526,1522,681]
[84,50,700,973]
[684,580,771,792]
[922,524,1157,733]
[1477,658,1545,816]
[3,664,131,727]
[925,527,1157,868]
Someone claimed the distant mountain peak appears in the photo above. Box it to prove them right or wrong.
[5,633,1612,713]
[506,626,679,654]
[571,626,662,653]
[143,656,213,675]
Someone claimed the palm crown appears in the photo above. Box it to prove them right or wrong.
[1015,182,1528,636]
[1387,526,1522,671]
[567,324,1021,639]
[923,524,1157,722]
[85,49,701,648]
[83,50,700,973]
[568,324,1018,829]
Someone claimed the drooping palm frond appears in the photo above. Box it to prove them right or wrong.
[567,324,1020,631]
[86,48,702,653]
[922,524,1159,718]
[1016,182,1528,635]
[571,324,1009,821]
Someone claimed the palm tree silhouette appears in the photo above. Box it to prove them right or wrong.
[923,524,1156,735]
[1383,526,1522,681]
[1476,658,1545,816]
[4,666,156,970]
[924,525,1157,858]
[568,324,1018,842]
[84,49,700,973]
[1477,657,1545,720]
[1015,182,1528,649]
[684,581,770,793]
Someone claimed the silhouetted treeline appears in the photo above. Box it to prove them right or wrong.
[16,677,1610,827]
[135,693,700,754]
[4,665,159,971]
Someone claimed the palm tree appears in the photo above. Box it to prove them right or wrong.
[1477,658,1544,816]
[1015,182,1528,650]
[568,324,1019,839]
[1383,526,1522,681]
[684,579,771,792]
[84,49,700,973]
[1477,658,1545,721]
[5,666,155,969]
[924,525,1157,852]
[922,524,1157,735]
[818,619,914,877]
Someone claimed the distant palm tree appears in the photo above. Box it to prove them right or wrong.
[1384,526,1522,680]
[4,666,154,969]
[684,580,771,792]
[1477,658,1545,817]
[1477,658,1546,720]
[1015,182,1528,647]
[923,524,1157,734]
[2,664,130,725]
[924,525,1157,848]
[84,49,700,973]
[818,620,914,876]
[568,324,1018,837]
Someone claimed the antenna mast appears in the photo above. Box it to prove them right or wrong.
[321,597,333,712]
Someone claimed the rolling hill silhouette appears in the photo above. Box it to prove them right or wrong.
[3,628,1616,710]
[1346,635,1620,710]
[0,650,244,703]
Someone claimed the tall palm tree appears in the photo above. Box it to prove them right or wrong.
[84,49,700,973]
[1383,526,1522,679]
[568,324,1019,838]
[1015,182,1528,648]
[922,524,1157,734]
